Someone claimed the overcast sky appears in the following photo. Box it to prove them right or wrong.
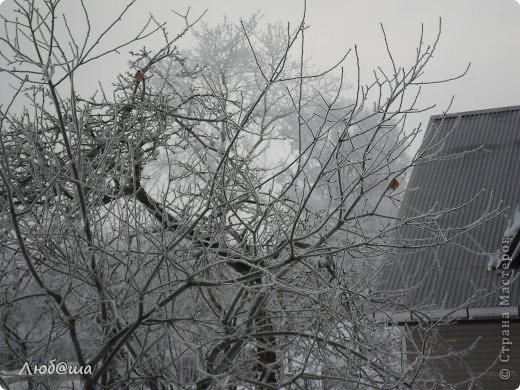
[1,0,520,139]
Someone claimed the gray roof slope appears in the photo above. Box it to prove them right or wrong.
[380,105,520,311]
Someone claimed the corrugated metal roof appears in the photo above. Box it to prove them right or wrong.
[379,105,520,311]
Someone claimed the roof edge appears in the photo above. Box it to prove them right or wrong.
[373,306,520,324]
[429,104,520,120]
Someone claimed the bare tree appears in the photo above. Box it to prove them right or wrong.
[0,1,501,389]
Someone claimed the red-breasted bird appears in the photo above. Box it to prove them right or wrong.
[389,178,400,190]
[134,70,144,81]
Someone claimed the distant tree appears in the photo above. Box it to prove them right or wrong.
[0,1,500,389]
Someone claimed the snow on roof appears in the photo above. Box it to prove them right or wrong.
[488,205,520,271]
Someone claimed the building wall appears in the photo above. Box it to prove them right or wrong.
[408,320,520,389]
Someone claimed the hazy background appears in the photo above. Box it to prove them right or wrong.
[1,0,520,144]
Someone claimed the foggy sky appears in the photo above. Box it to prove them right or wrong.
[1,0,520,137]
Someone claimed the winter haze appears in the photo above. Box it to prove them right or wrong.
[1,0,520,137]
